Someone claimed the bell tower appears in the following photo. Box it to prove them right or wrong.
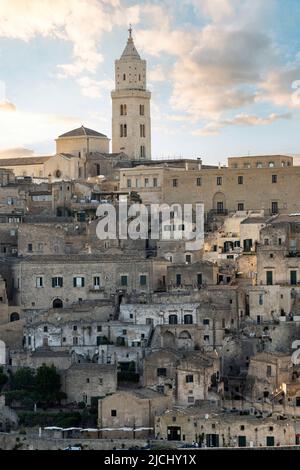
[111,26,151,160]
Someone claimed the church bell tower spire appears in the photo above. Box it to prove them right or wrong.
[111,28,152,160]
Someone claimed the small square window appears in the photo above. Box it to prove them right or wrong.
[186,375,194,383]
[111,409,117,417]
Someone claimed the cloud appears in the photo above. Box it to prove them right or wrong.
[0,107,79,151]
[76,76,114,98]
[195,112,292,136]
[0,0,140,77]
[148,65,166,82]
[0,100,16,112]
[258,66,300,108]
[0,147,35,158]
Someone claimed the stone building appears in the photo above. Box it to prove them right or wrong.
[63,363,117,406]
[119,155,300,215]
[166,260,218,290]
[142,349,220,405]
[256,215,300,286]
[247,352,293,401]
[7,254,167,310]
[111,27,151,160]
[98,388,171,439]
[155,403,296,447]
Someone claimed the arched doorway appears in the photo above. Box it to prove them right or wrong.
[53,298,63,309]
[163,331,175,349]
[178,330,193,350]
[213,192,226,214]
[10,312,20,322]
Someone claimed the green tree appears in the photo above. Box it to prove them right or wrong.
[35,364,61,402]
[11,367,36,391]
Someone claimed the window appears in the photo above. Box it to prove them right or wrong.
[266,271,273,286]
[217,176,222,186]
[145,178,149,187]
[73,277,85,288]
[140,275,147,286]
[121,275,128,287]
[153,177,158,187]
[93,276,100,289]
[188,396,194,403]
[169,314,178,325]
[43,326,48,333]
[140,145,145,158]
[123,73,126,81]
[268,162,275,168]
[290,271,297,286]
[237,203,244,211]
[127,179,131,188]
[203,319,210,325]
[28,243,33,252]
[272,175,277,183]
[184,315,193,324]
[140,124,145,138]
[271,201,278,214]
[204,335,210,342]
[238,176,243,184]
[259,294,264,305]
[120,124,127,138]
[120,104,127,116]
[86,378,90,383]
[186,254,192,264]
[296,397,300,407]
[157,368,167,377]
[140,104,145,116]
[197,273,203,286]
[176,274,181,286]
[217,202,224,213]
[186,375,194,383]
[36,277,43,288]
[111,409,117,417]
[52,277,63,288]
[267,365,272,377]
[97,325,102,332]
[196,177,202,186]
[172,179,178,188]
[73,337,78,345]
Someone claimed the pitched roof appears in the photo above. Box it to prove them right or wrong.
[58,126,107,139]
[121,37,141,60]
[0,156,51,166]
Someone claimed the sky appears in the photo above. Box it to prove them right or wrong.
[0,0,300,164]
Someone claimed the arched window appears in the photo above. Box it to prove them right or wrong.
[184,314,193,325]
[53,298,63,309]
[10,312,20,322]
[96,164,101,176]
[120,104,123,115]
[169,314,178,325]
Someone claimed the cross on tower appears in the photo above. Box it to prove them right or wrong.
[128,24,132,39]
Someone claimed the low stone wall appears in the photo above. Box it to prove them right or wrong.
[0,433,148,450]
